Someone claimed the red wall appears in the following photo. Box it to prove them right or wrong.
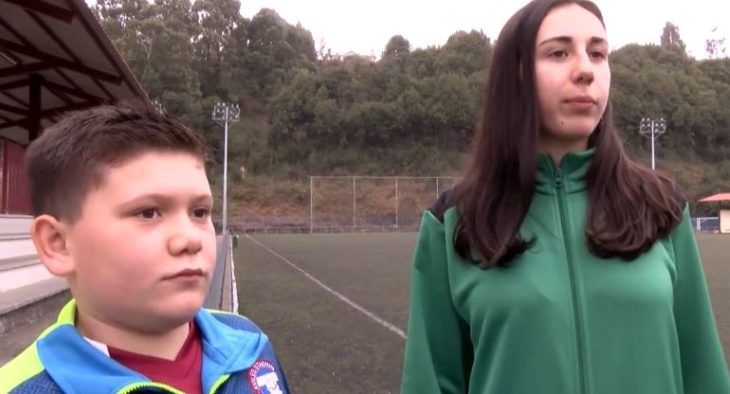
[1,139,31,215]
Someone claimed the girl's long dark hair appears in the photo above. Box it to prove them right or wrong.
[453,0,684,268]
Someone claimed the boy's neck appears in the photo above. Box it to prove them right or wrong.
[76,310,191,360]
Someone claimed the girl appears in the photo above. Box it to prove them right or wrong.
[400,1,730,393]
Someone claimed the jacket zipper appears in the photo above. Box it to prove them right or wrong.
[117,382,185,394]
[116,375,230,394]
[555,169,588,394]
[209,375,230,394]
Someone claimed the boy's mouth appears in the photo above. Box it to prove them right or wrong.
[164,268,206,280]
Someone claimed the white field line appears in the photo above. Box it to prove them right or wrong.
[245,235,406,339]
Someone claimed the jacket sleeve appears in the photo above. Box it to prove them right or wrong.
[671,206,730,393]
[401,211,472,394]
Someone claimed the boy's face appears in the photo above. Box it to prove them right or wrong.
[64,151,216,333]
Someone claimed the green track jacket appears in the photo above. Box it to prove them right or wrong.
[401,150,730,394]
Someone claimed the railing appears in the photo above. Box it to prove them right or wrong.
[692,217,720,233]
[237,224,420,234]
[203,233,231,310]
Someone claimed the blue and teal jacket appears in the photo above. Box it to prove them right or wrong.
[0,300,289,394]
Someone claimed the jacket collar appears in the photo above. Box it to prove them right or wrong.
[37,299,267,393]
[535,148,595,194]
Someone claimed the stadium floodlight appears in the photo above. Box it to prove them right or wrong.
[211,102,240,235]
[639,117,666,170]
[151,99,163,113]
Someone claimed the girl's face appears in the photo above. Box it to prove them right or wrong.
[534,3,610,156]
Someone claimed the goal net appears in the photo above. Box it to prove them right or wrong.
[309,176,459,232]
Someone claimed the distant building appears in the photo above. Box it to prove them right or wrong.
[331,51,377,63]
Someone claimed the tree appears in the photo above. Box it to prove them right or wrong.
[705,28,727,59]
[191,0,244,97]
[243,9,317,98]
[90,2,730,198]
[438,30,492,76]
[381,35,411,73]
[404,47,439,79]
[93,0,154,76]
[660,22,686,53]
[383,35,411,58]
[269,69,318,145]
[93,0,151,40]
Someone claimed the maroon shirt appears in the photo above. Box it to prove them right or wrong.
[108,322,203,394]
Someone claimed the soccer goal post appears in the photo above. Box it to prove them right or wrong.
[309,176,459,232]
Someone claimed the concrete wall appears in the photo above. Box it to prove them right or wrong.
[0,215,49,293]
[721,210,730,234]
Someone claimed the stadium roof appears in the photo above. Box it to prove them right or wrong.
[698,193,730,203]
[0,0,148,146]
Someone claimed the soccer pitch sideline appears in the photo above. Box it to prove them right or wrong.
[236,232,730,394]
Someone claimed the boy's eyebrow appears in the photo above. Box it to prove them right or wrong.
[118,193,214,208]
[538,36,607,47]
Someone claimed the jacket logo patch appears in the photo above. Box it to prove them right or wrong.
[248,359,283,394]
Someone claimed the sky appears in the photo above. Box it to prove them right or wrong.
[238,0,730,59]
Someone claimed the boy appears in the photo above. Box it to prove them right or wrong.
[0,104,288,394]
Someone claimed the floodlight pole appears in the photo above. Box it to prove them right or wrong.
[639,117,667,170]
[310,176,314,233]
[222,107,229,234]
[212,102,240,235]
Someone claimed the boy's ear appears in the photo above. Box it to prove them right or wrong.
[30,215,75,277]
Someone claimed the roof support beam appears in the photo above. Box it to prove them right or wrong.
[28,73,41,140]
[40,100,100,118]
[0,39,122,83]
[1,91,26,107]
[0,102,26,115]
[0,61,60,78]
[44,79,101,101]
[0,0,74,23]
[0,79,28,91]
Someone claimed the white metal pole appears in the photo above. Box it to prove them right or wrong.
[436,177,440,198]
[352,176,356,228]
[310,176,313,233]
[222,107,229,235]
[651,122,656,170]
[395,177,399,229]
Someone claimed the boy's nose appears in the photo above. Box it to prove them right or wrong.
[168,218,203,255]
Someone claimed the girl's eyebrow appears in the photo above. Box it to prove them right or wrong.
[538,36,607,47]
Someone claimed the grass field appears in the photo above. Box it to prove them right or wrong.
[235,232,730,394]
[699,234,730,360]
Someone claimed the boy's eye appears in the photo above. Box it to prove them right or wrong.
[193,208,211,218]
[136,208,160,219]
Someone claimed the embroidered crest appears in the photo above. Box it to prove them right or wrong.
[248,359,283,394]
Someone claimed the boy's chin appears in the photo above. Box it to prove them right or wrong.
[154,295,206,326]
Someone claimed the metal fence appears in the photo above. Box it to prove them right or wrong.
[308,175,459,233]
[204,234,230,310]
[692,217,720,233]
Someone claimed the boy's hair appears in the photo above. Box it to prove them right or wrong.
[25,102,209,222]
